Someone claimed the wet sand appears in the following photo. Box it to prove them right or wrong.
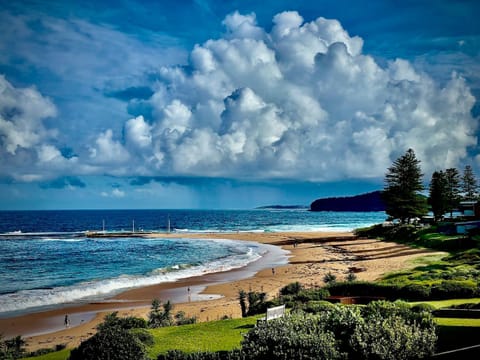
[0,231,445,351]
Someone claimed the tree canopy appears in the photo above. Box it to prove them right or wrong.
[429,171,448,222]
[462,165,478,200]
[383,149,428,223]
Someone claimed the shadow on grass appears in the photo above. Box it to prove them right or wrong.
[235,324,255,330]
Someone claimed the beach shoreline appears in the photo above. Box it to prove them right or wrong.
[0,231,444,352]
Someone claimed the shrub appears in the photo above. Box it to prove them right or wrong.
[349,315,437,359]
[354,224,386,239]
[280,281,303,295]
[326,281,433,301]
[97,312,147,332]
[246,291,269,316]
[346,272,357,282]
[238,290,247,318]
[158,349,245,360]
[361,301,436,331]
[318,305,364,355]
[0,335,26,360]
[303,300,335,314]
[430,280,479,299]
[384,225,419,243]
[175,311,197,325]
[410,303,436,314]
[69,326,147,360]
[241,315,340,360]
[400,284,432,301]
[323,272,337,284]
[149,299,175,328]
[130,328,154,346]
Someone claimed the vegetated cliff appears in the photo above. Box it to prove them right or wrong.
[310,191,385,212]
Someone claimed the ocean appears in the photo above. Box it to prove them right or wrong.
[0,209,385,317]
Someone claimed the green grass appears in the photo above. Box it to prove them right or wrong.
[410,298,480,309]
[147,316,258,359]
[435,317,480,327]
[22,349,70,360]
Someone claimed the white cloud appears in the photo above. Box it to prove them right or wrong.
[88,129,130,165]
[2,11,478,183]
[131,11,477,180]
[125,115,152,150]
[0,75,57,155]
[101,188,125,198]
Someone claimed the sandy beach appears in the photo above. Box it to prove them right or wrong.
[0,231,444,352]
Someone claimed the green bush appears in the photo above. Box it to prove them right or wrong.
[241,315,340,360]
[302,300,335,314]
[360,301,436,331]
[430,280,479,299]
[158,349,245,360]
[323,272,337,284]
[149,299,175,328]
[349,301,436,359]
[384,225,419,243]
[349,315,437,360]
[69,312,150,360]
[246,291,268,316]
[410,303,436,313]
[96,312,147,331]
[175,311,197,325]
[326,281,438,301]
[280,281,303,295]
[1,335,26,360]
[318,305,364,355]
[354,224,386,239]
[68,326,147,360]
[130,328,154,346]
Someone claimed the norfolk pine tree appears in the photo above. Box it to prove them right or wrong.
[445,168,461,217]
[462,165,478,200]
[429,171,448,222]
[383,149,428,223]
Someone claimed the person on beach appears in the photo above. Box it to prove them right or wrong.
[272,267,276,275]
[64,314,70,328]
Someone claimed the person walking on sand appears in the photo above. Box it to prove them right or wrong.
[64,314,70,328]
[272,267,276,275]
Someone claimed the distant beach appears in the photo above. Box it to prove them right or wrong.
[0,230,444,352]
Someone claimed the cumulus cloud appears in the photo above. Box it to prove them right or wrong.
[0,76,79,181]
[116,11,476,180]
[3,11,478,183]
[0,75,57,155]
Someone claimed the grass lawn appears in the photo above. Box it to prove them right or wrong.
[22,349,70,360]
[435,317,480,327]
[410,298,480,309]
[147,316,258,359]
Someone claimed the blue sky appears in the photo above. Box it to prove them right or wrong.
[0,0,479,209]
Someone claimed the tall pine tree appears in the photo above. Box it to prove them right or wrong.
[383,149,428,223]
[429,171,448,222]
[445,168,461,217]
[462,165,478,200]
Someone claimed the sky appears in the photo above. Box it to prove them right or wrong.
[0,0,479,210]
